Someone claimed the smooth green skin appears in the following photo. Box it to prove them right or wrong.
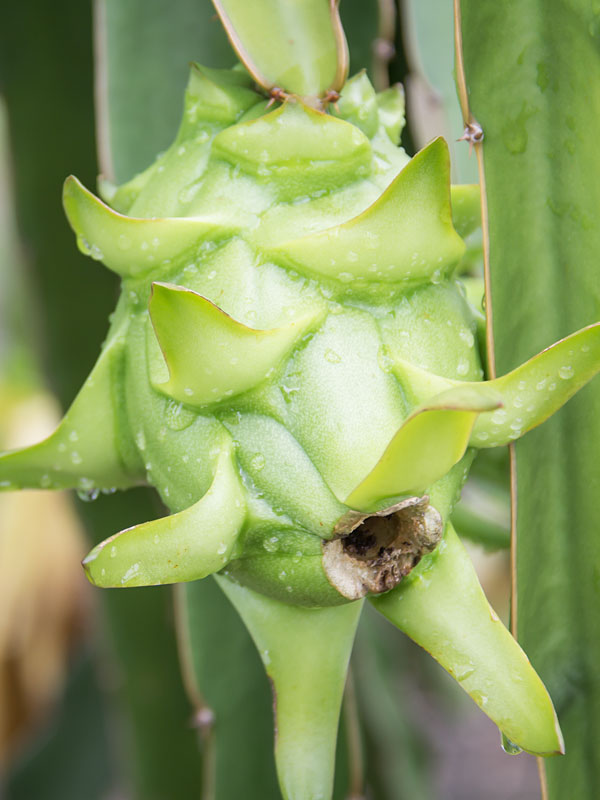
[1,50,596,795]
[372,523,563,756]
[212,0,347,97]
[218,577,363,800]
[461,2,600,795]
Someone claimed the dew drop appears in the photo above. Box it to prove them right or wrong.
[324,348,341,363]
[217,542,227,555]
[263,536,279,553]
[70,451,82,465]
[459,329,475,348]
[456,358,470,377]
[77,487,99,502]
[377,346,394,373]
[250,454,265,471]
[491,408,508,425]
[136,430,146,451]
[558,365,574,380]
[118,234,131,250]
[110,546,117,558]
[501,732,523,756]
[89,243,104,261]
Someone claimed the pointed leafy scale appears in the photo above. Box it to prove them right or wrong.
[375,84,405,145]
[83,437,245,587]
[149,282,323,407]
[450,184,481,238]
[346,385,501,510]
[212,101,371,201]
[372,525,564,756]
[212,0,348,98]
[332,70,379,138]
[182,63,260,127]
[471,322,600,445]
[217,577,362,800]
[0,328,138,492]
[63,176,242,278]
[265,138,465,284]
[390,323,600,448]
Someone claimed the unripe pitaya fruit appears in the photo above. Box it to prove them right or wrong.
[2,3,599,798]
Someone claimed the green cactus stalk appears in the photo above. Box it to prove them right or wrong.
[2,2,600,797]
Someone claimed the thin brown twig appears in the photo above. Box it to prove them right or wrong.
[453,0,496,379]
[537,754,549,800]
[509,444,518,638]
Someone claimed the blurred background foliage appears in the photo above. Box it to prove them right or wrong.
[0,1,597,798]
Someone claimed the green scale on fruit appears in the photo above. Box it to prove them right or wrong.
[3,1,600,798]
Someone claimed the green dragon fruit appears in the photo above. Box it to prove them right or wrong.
[2,2,599,797]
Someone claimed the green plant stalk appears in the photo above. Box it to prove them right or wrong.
[459,1,600,796]
[2,1,600,797]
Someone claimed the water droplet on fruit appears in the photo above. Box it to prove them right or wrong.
[217,542,227,555]
[459,329,475,348]
[77,487,99,502]
[558,365,574,379]
[501,733,523,755]
[491,409,507,425]
[250,454,265,471]
[71,451,82,465]
[118,234,131,250]
[456,358,469,376]
[89,243,104,260]
[324,348,341,363]
[263,536,279,553]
